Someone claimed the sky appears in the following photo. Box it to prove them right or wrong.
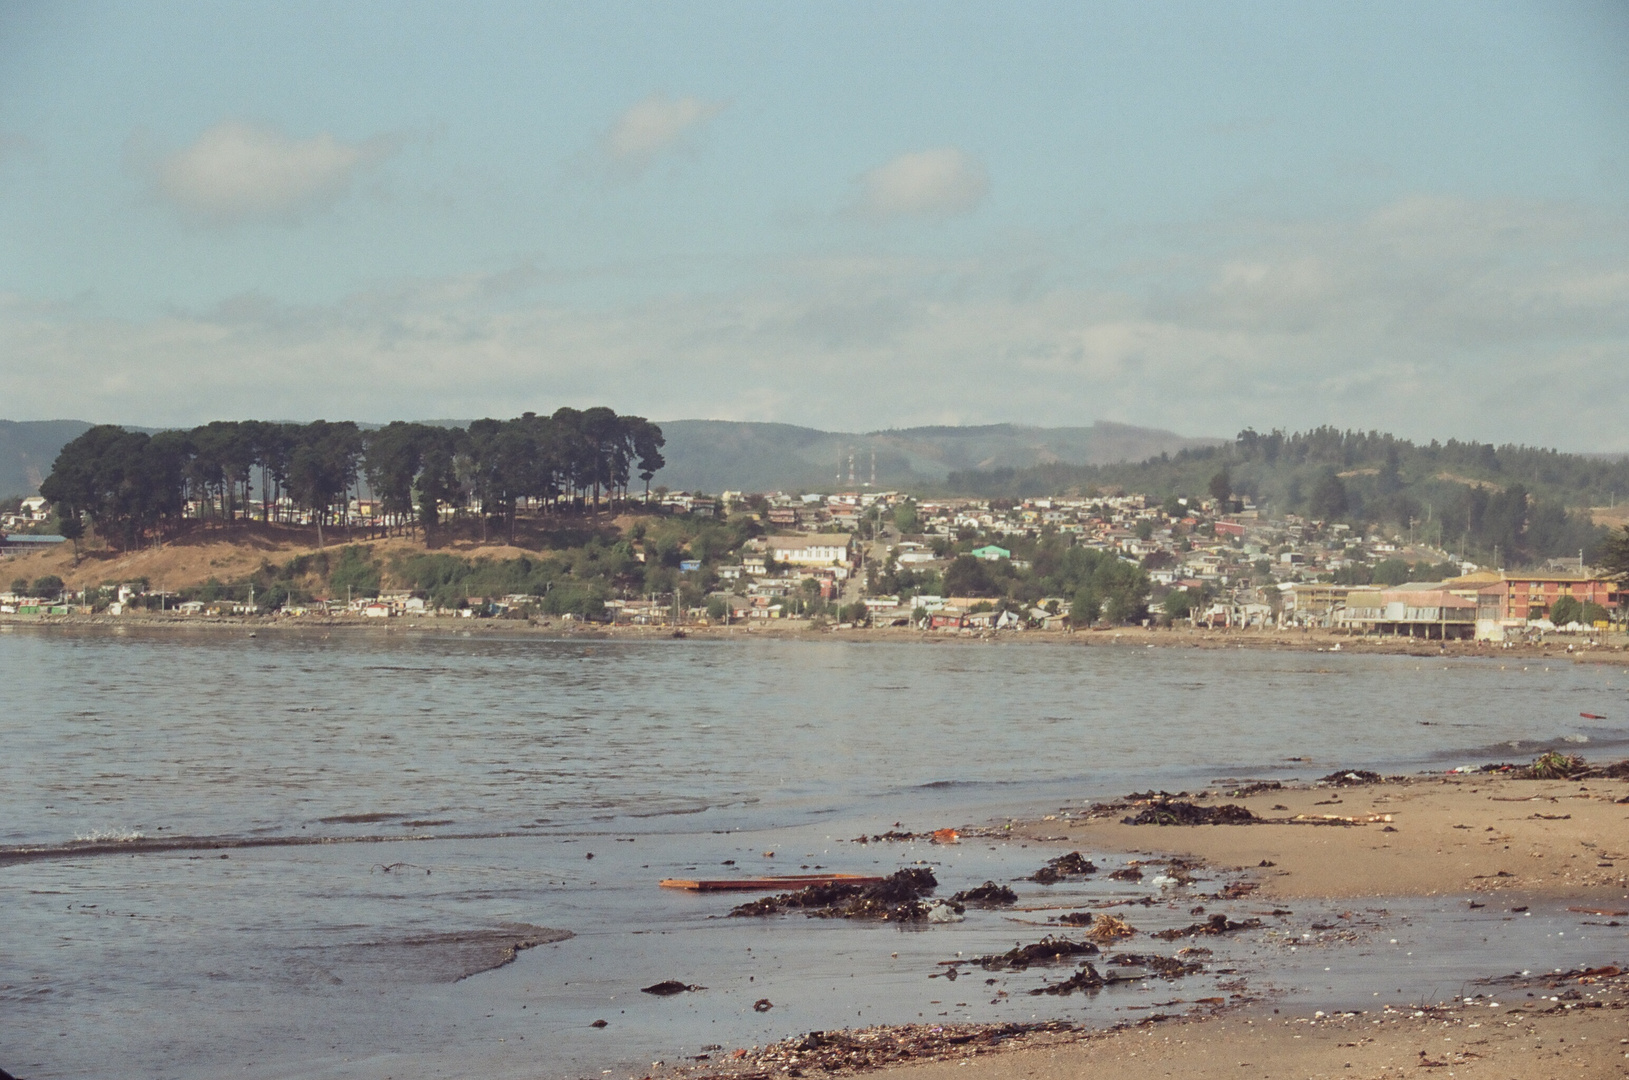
[2,1,1628,448]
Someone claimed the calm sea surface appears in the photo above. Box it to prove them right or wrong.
[2,627,1626,1080]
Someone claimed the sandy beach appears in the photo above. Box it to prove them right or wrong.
[671,770,1629,1080]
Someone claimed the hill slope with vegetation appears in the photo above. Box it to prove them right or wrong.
[947,427,1627,568]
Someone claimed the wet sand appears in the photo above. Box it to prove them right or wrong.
[670,773,1629,1080]
[883,980,1629,1080]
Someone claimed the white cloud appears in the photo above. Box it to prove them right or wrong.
[601,94,727,175]
[5,196,1629,450]
[854,147,988,221]
[149,121,397,223]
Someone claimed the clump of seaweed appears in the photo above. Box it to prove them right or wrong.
[1083,913,1136,942]
[1029,851,1098,883]
[950,881,1017,906]
[1121,801,1257,826]
[1108,953,1205,979]
[729,867,942,921]
[1028,963,1106,995]
[1525,751,1586,780]
[1149,913,1262,941]
[973,936,1099,971]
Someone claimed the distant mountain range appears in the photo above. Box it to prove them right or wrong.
[0,420,101,502]
[652,420,1222,492]
[0,417,1221,499]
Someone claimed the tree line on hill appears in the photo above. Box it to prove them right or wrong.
[39,409,665,552]
[947,426,1619,568]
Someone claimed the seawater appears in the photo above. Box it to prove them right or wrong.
[2,628,1626,1080]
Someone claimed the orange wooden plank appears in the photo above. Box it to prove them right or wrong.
[659,873,884,892]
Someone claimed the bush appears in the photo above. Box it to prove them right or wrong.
[329,545,382,599]
[1548,595,1583,626]
[31,575,64,598]
[1162,589,1194,621]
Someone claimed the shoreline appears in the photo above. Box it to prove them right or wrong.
[657,771,1629,1080]
[666,975,1629,1080]
[1039,771,1629,900]
[4,613,1627,661]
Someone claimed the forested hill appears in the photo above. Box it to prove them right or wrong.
[0,417,1218,499]
[949,427,1629,567]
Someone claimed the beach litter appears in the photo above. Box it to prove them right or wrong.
[1318,770,1383,786]
[1221,780,1284,797]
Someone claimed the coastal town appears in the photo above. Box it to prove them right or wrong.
[4,484,1624,643]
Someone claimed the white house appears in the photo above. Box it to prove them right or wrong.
[767,533,853,568]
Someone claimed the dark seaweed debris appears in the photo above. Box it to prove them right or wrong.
[1109,953,1205,979]
[1057,911,1094,926]
[971,935,1098,971]
[1028,851,1098,883]
[950,881,1017,906]
[1149,913,1263,941]
[728,868,942,921]
[642,980,703,995]
[1319,769,1383,786]
[1108,866,1144,881]
[732,1020,1079,1073]
[1222,781,1283,797]
[1029,963,1106,995]
[1515,754,1629,781]
[1121,801,1257,826]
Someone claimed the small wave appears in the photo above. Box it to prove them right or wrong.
[73,829,145,843]
[914,778,1038,791]
[0,829,528,867]
[319,812,410,825]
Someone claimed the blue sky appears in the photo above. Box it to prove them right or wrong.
[2,1,1628,447]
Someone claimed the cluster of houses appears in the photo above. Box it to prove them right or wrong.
[4,485,1625,637]
[1279,570,1619,641]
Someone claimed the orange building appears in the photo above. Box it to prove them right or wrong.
[1482,573,1618,622]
